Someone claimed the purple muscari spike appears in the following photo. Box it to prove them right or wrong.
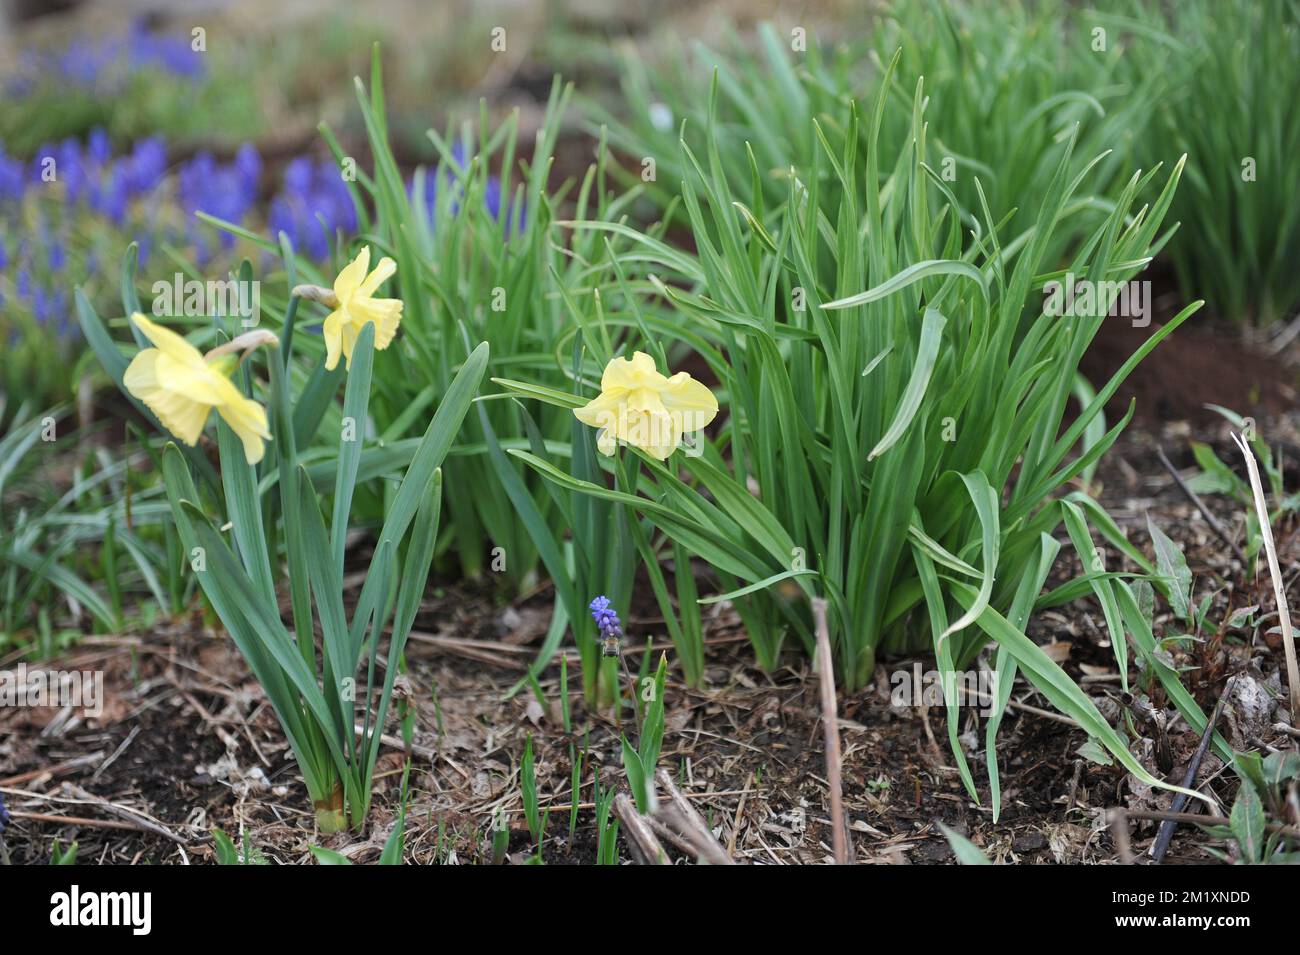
[33,21,206,92]
[0,148,24,203]
[0,238,7,271]
[48,240,66,272]
[87,127,111,166]
[128,20,204,78]
[268,158,357,260]
[178,150,258,255]
[406,144,520,234]
[178,150,214,202]
[98,167,128,225]
[33,286,51,324]
[123,137,167,196]
[484,176,503,220]
[58,39,104,84]
[30,143,54,183]
[589,596,623,657]
[325,173,358,233]
[56,137,85,201]
[0,790,9,834]
[16,265,31,299]
[589,596,622,638]
[283,156,313,195]
[53,289,74,341]
[267,196,296,247]
[235,143,262,187]
[300,214,330,261]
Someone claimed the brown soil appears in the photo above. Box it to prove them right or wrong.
[1078,283,1297,427]
[0,609,1106,865]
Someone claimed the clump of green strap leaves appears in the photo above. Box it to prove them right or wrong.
[189,48,587,600]
[504,57,1220,817]
[595,4,1152,266]
[1122,0,1300,325]
[79,252,488,832]
[601,2,1298,326]
[268,49,672,710]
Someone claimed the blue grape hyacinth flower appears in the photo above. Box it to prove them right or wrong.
[589,595,623,657]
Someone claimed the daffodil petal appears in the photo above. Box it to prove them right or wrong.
[600,351,665,392]
[661,372,718,433]
[125,349,210,445]
[340,321,360,370]
[322,309,346,371]
[358,256,397,297]
[216,395,271,464]
[130,313,207,370]
[154,351,230,405]
[573,389,624,430]
[333,247,370,299]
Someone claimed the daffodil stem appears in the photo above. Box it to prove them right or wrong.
[281,294,300,368]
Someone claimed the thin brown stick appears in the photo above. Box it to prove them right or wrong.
[62,784,189,844]
[956,685,1081,727]
[612,793,667,864]
[811,597,848,865]
[91,727,140,782]
[1151,693,1226,863]
[1118,807,1300,839]
[1274,722,1300,740]
[1232,432,1300,725]
[726,773,751,857]
[405,631,528,670]
[1107,808,1135,864]
[655,768,734,865]
[9,810,150,833]
[352,723,437,761]
[1066,759,1084,812]
[1156,445,1247,565]
[644,814,702,859]
[0,753,103,788]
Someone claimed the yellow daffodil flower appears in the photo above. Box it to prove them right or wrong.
[573,351,718,459]
[123,313,273,464]
[321,246,403,371]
